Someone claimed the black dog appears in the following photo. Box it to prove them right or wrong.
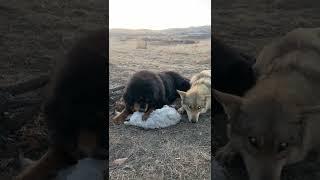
[213,38,256,113]
[112,70,190,124]
[16,29,107,180]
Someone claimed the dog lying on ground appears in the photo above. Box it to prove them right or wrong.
[177,70,211,123]
[15,29,107,180]
[214,28,320,180]
[213,37,255,113]
[112,70,190,124]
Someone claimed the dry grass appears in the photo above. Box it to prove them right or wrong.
[109,35,211,179]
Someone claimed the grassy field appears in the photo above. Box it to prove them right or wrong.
[109,31,211,179]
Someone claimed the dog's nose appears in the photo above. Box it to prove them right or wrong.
[191,120,197,123]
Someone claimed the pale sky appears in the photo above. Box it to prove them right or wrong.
[109,0,211,30]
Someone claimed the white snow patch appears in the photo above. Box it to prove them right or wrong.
[124,105,181,129]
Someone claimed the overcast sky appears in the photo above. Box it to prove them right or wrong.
[109,0,210,30]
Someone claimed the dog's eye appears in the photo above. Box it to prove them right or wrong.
[188,105,192,109]
[248,136,259,148]
[278,142,288,153]
[197,106,201,109]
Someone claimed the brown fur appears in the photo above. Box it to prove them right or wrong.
[15,29,107,180]
[214,28,320,180]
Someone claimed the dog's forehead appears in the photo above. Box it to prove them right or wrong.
[239,99,302,140]
[184,93,206,104]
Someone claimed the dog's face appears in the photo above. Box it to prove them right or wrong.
[177,90,210,123]
[124,91,155,113]
[214,90,320,180]
[233,102,303,180]
[132,96,151,112]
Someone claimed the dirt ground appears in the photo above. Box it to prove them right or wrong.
[109,35,211,179]
[213,0,320,179]
[0,0,106,179]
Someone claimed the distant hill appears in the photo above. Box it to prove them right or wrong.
[109,26,211,40]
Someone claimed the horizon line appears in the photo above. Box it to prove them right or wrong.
[109,25,211,31]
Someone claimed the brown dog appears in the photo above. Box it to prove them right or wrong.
[15,29,107,180]
[214,28,320,180]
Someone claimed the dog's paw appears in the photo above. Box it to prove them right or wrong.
[142,114,149,121]
[215,143,237,165]
[177,107,185,114]
[112,116,124,125]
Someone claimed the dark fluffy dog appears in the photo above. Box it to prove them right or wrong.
[16,29,107,180]
[112,70,190,124]
[213,38,256,113]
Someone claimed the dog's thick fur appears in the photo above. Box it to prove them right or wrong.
[15,29,107,180]
[213,38,256,113]
[177,70,211,123]
[112,70,190,124]
[214,28,320,180]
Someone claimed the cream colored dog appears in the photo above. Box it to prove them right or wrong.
[177,70,211,123]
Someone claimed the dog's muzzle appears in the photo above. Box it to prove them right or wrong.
[134,103,149,112]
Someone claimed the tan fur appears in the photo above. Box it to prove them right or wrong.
[214,28,320,180]
[177,70,211,123]
[112,108,131,124]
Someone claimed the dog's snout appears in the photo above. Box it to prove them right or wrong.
[138,103,149,112]
[186,111,200,123]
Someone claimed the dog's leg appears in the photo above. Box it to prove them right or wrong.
[78,130,107,160]
[15,147,75,180]
[142,107,154,121]
[112,108,130,124]
[178,107,185,114]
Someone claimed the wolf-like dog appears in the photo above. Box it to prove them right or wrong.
[214,28,320,180]
[177,70,211,123]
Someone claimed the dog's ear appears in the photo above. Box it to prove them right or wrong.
[177,90,186,100]
[213,89,243,119]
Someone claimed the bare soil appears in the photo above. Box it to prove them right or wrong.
[213,0,320,179]
[109,36,211,179]
[0,0,106,179]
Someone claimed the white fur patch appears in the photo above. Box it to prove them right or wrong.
[124,105,181,129]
